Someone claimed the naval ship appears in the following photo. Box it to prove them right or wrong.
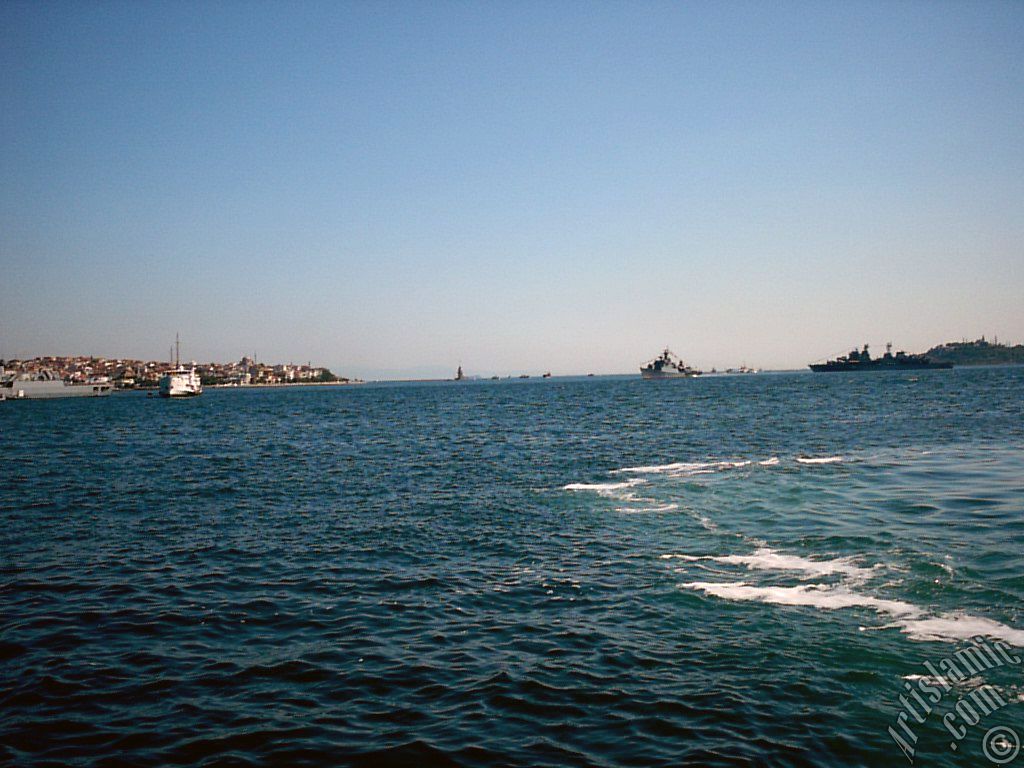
[640,348,702,379]
[0,369,112,399]
[809,343,953,372]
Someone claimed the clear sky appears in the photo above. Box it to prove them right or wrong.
[2,1,1022,378]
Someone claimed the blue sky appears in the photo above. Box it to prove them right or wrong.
[2,1,1021,377]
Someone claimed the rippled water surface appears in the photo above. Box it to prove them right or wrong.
[3,368,1023,767]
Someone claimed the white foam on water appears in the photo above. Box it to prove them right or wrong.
[597,453,855,482]
[900,674,983,691]
[902,674,946,684]
[562,479,647,492]
[663,547,880,581]
[683,581,919,616]
[617,503,679,513]
[603,457,790,480]
[682,579,1024,646]
[898,614,1024,646]
[613,460,725,475]
[613,459,759,476]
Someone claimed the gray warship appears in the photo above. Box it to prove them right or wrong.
[0,369,113,399]
[810,343,953,372]
[640,348,701,379]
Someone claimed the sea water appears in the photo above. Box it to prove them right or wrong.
[2,368,1023,766]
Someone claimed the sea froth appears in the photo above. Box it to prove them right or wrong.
[682,578,1024,646]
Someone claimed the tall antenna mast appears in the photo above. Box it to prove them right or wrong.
[175,333,181,368]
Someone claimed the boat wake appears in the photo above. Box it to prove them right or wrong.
[612,459,753,475]
[661,547,881,582]
[609,454,843,478]
[669,547,1024,646]
[561,454,849,515]
[565,449,1024,646]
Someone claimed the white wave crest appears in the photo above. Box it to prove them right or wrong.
[614,459,753,475]
[683,581,918,615]
[682,580,1024,646]
[897,615,1024,646]
[665,547,879,580]
[796,456,844,464]
[562,479,647,492]
[617,503,679,513]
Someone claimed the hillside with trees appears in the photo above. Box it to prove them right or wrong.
[926,337,1024,366]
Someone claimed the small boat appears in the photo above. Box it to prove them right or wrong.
[725,364,759,374]
[542,372,552,378]
[159,334,203,397]
[640,348,701,379]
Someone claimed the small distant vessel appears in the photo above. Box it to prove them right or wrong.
[454,366,480,382]
[542,372,552,378]
[640,348,701,379]
[725,364,760,374]
[809,343,953,373]
[0,369,112,399]
[159,334,203,397]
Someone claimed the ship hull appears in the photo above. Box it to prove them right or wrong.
[809,361,953,372]
[1,381,112,399]
[640,368,699,379]
[159,389,202,398]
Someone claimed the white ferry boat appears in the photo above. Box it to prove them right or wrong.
[159,335,203,398]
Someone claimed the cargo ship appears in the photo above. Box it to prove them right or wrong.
[809,343,953,372]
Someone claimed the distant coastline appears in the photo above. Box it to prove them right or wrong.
[0,354,355,389]
[4,337,1021,388]
[206,380,363,390]
[925,338,1024,367]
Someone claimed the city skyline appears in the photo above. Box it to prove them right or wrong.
[2,1,1022,379]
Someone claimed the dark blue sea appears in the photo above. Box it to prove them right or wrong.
[3,368,1023,767]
